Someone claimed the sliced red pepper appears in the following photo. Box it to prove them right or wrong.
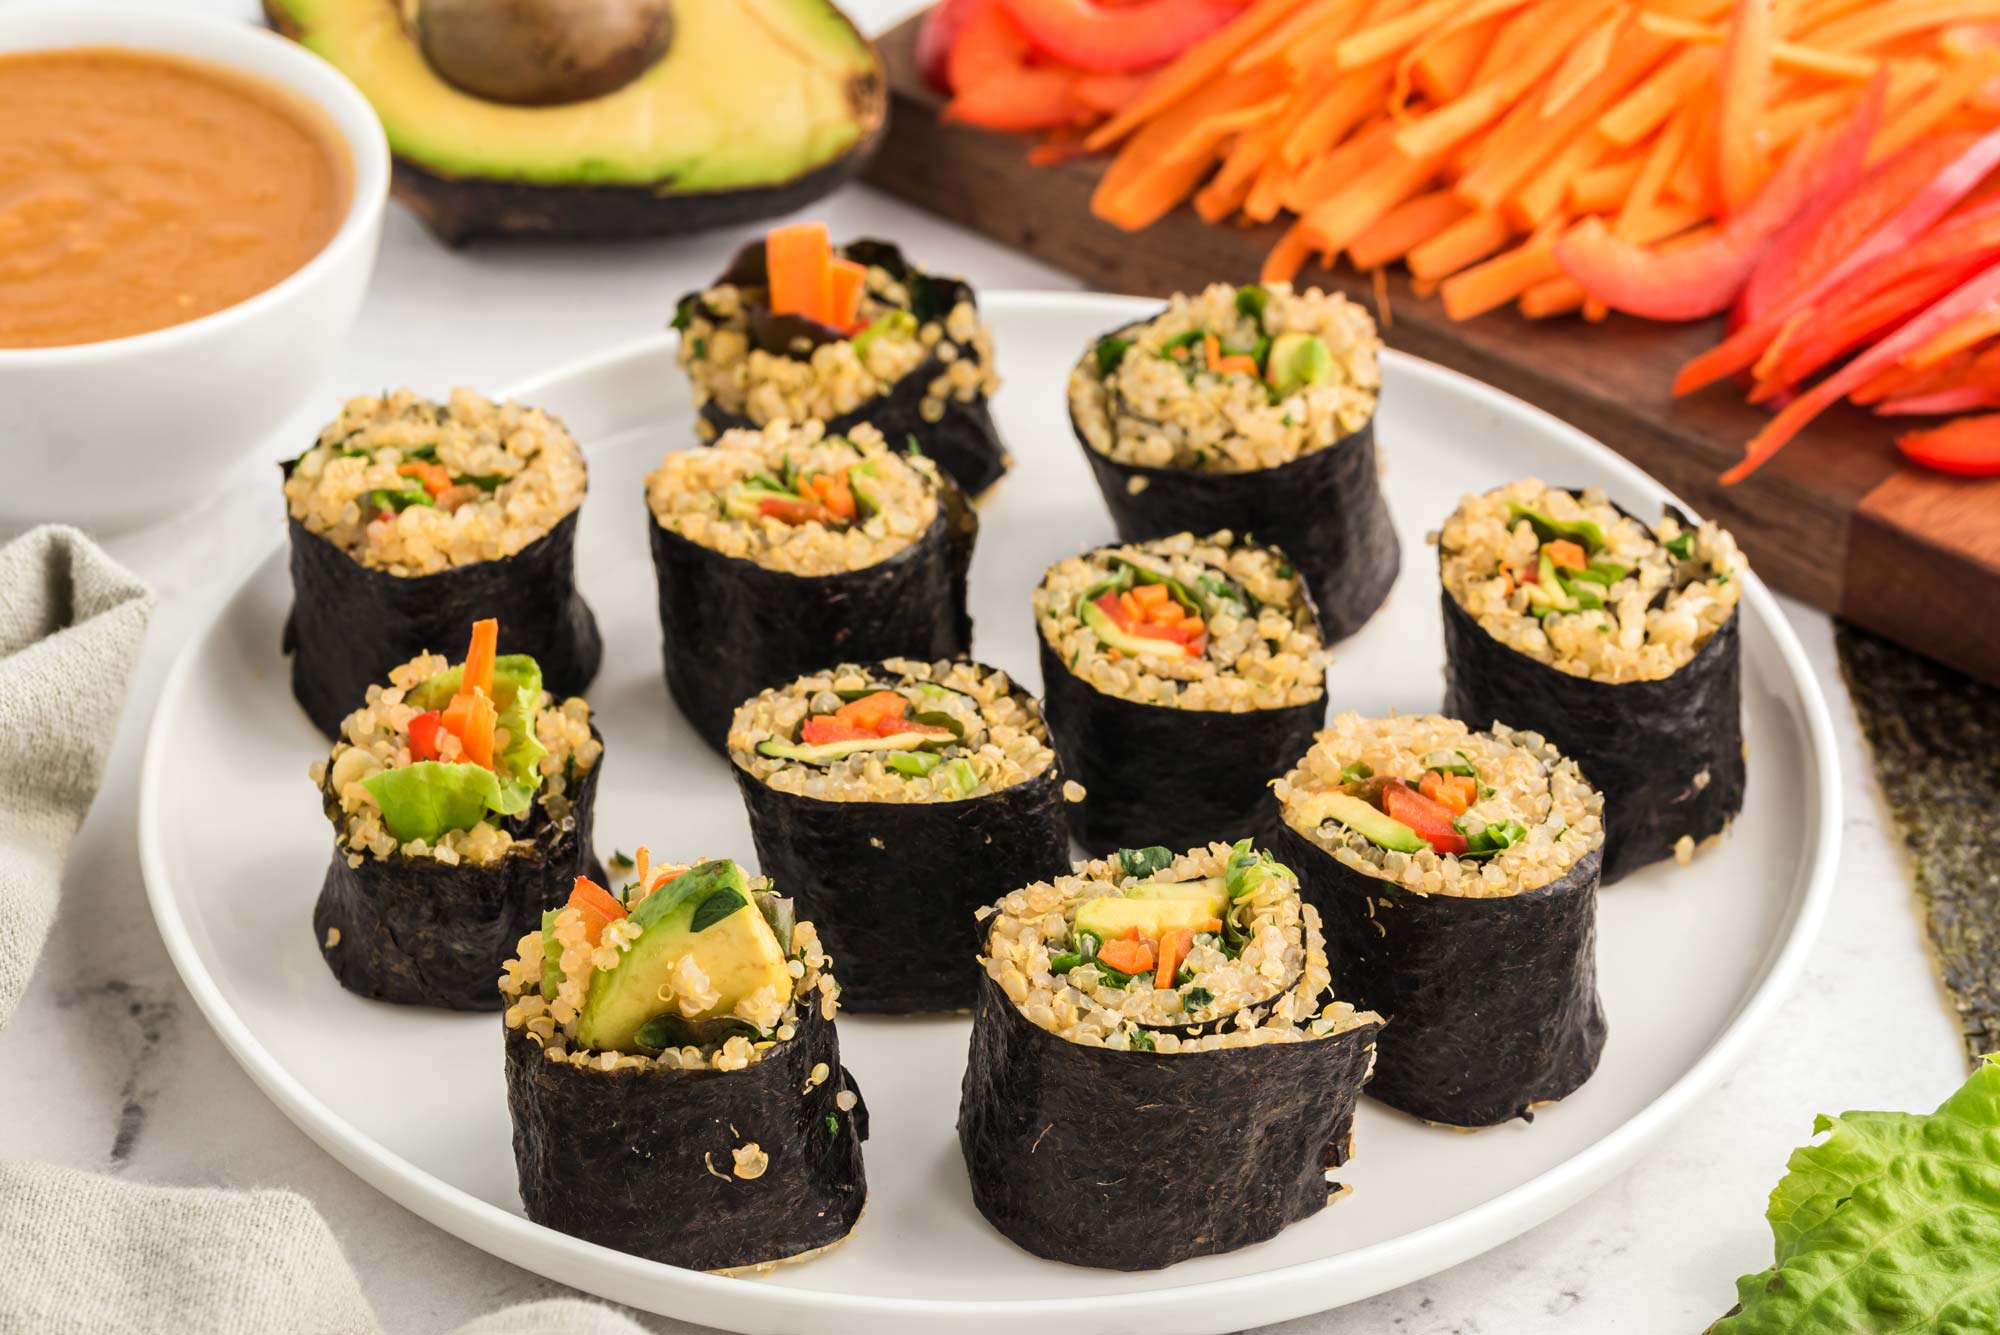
[995,0,1247,74]
[407,710,444,762]
[1749,261,1989,402]
[1876,385,2000,416]
[1723,260,2000,483]
[758,496,837,526]
[1894,413,2000,476]
[801,716,878,746]
[1382,779,1468,856]
[947,0,1032,94]
[945,63,1090,131]
[1737,113,1957,323]
[919,0,987,92]
[1555,96,1874,321]
[1681,124,2000,395]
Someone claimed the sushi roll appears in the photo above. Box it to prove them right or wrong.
[312,618,604,1011]
[282,388,602,739]
[1270,713,1606,1128]
[644,419,975,754]
[673,222,1009,495]
[728,658,1074,1013]
[959,840,1383,1270]
[500,851,868,1271]
[1069,282,1398,640]
[1437,479,1748,883]
[1034,532,1328,852]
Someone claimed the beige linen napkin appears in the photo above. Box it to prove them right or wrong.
[0,526,647,1335]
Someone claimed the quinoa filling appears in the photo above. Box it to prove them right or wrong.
[729,658,1054,804]
[978,841,1378,1052]
[675,237,999,436]
[284,387,588,576]
[1069,282,1380,472]
[1437,479,1747,682]
[1034,531,1328,711]
[499,850,839,1075]
[312,621,600,869]
[645,419,942,576]
[1274,713,1603,898]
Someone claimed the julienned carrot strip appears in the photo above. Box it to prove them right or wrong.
[1086,0,1315,149]
[1543,9,1622,117]
[1390,77,1514,160]
[1718,0,1779,215]
[1282,67,1393,167]
[1336,0,1523,68]
[1262,220,1317,282]
[1520,274,1587,316]
[1409,16,1501,103]
[1904,304,2000,367]
[1230,0,1365,73]
[1194,125,1277,220]
[461,618,498,702]
[1281,114,1397,211]
[1513,131,1613,225]
[458,689,497,770]
[1441,222,1565,318]
[827,259,867,332]
[1095,69,1285,228]
[1811,0,2000,52]
[1871,50,2000,162]
[1299,149,1439,253]
[766,222,833,324]
[1348,189,1468,267]
[1599,47,1713,145]
[1569,152,1645,211]
[1667,103,1721,212]
[1634,12,1877,78]
[1409,209,1515,279]
[1163,91,1294,164]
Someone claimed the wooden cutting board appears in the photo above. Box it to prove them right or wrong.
[862,15,2000,685]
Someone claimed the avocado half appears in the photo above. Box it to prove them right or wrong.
[265,0,887,244]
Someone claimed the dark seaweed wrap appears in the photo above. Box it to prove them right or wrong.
[684,239,1009,496]
[281,467,603,739]
[1073,333,1398,641]
[646,493,975,756]
[1035,641,1324,857]
[1272,820,1604,1127]
[1438,518,1746,885]
[957,970,1380,1269]
[505,1006,868,1271]
[732,681,1071,1014]
[312,731,606,1011]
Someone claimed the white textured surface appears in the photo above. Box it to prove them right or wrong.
[0,1,1967,1332]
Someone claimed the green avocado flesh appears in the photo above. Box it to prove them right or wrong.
[1294,791,1426,854]
[1508,502,1605,552]
[574,861,792,1054]
[1075,896,1222,942]
[267,0,881,190]
[1079,599,1193,658]
[1265,332,1333,395]
[757,729,946,764]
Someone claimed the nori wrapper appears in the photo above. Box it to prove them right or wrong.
[313,731,607,1011]
[732,670,1072,1013]
[505,1006,868,1271]
[646,489,976,755]
[282,466,602,739]
[1272,820,1605,1128]
[682,239,1009,496]
[1035,557,1327,854]
[957,970,1381,1270]
[1072,322,1398,642]
[1438,504,1746,884]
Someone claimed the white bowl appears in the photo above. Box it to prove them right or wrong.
[0,6,389,535]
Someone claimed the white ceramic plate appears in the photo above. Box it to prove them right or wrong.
[142,293,1838,1335]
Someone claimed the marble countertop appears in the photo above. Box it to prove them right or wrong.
[0,1,1970,1330]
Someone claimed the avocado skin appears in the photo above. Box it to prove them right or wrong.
[958,969,1380,1270]
[312,724,607,1011]
[262,0,887,245]
[506,999,867,1270]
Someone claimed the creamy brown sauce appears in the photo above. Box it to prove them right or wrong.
[0,47,349,349]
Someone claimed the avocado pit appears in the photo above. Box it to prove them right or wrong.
[416,0,672,106]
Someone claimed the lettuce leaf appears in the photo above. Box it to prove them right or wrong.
[1708,1056,2000,1335]
[364,653,550,843]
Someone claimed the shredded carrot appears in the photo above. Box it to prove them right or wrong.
[1440,221,1565,319]
[1717,0,1779,214]
[1543,8,1624,117]
[1635,11,1877,78]
[461,618,498,701]
[1348,189,1468,267]
[1568,152,1645,210]
[1520,274,1588,316]
[1409,210,1515,280]
[766,222,833,325]
[1599,47,1714,145]
[1409,16,1503,103]
[1904,303,2000,367]
[827,258,867,332]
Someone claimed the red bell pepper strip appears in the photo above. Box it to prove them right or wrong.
[1722,260,2000,483]
[407,710,444,762]
[1876,385,2000,416]
[801,716,878,746]
[918,0,986,92]
[1737,114,1954,324]
[1381,779,1468,856]
[946,65,1090,131]
[995,0,1247,74]
[1748,261,1992,403]
[1894,414,2000,476]
[1555,94,1874,321]
[1681,124,2000,395]
[947,0,1033,94]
